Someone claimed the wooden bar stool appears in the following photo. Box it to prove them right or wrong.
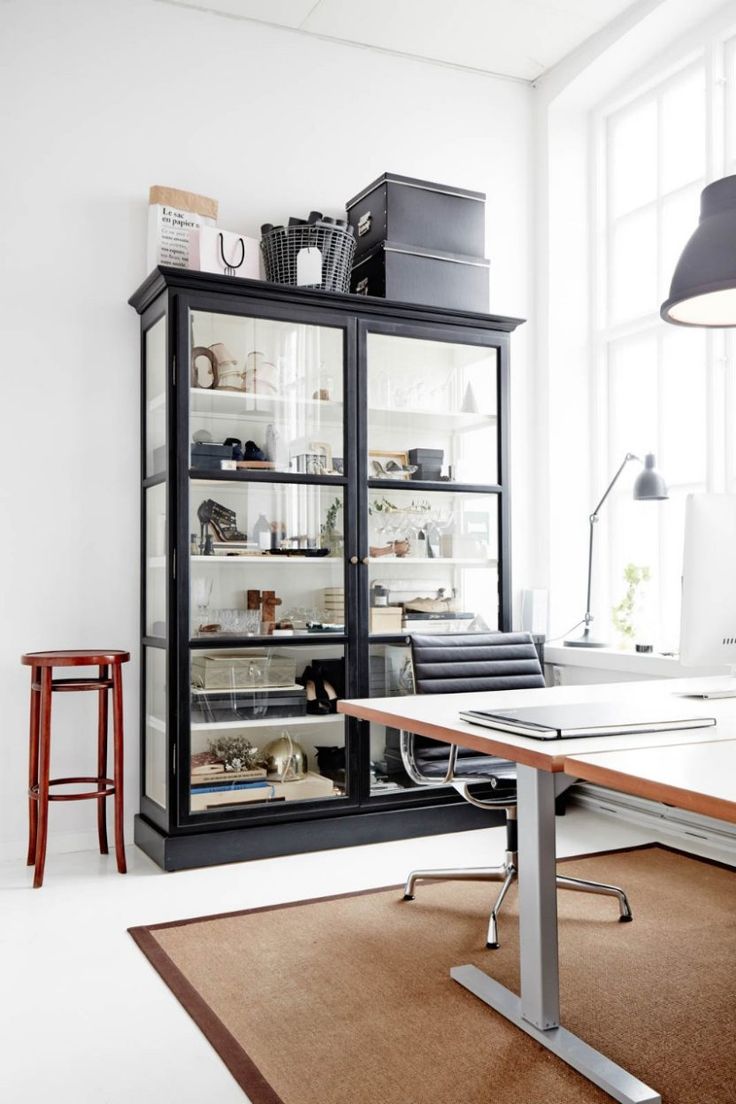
[21,649,130,888]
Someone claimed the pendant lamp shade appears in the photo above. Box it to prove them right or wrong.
[661,175,736,326]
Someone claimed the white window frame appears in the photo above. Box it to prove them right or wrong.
[589,33,736,649]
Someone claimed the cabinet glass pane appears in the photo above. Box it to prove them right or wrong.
[368,643,447,796]
[188,643,347,814]
[189,311,344,476]
[145,647,167,809]
[146,317,166,477]
[366,332,497,485]
[145,481,167,638]
[367,488,498,636]
[190,480,344,639]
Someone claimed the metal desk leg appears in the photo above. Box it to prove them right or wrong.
[451,764,661,1104]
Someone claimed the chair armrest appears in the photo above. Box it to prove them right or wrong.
[400,729,459,785]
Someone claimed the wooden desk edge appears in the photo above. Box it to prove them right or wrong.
[563,752,736,826]
[338,699,566,772]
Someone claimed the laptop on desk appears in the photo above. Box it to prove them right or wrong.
[459,701,717,741]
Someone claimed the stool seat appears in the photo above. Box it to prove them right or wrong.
[32,677,114,692]
[22,650,130,667]
[22,649,129,887]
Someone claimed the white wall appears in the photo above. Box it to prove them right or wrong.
[0,0,533,859]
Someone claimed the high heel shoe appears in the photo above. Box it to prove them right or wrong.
[311,659,344,712]
[198,499,248,543]
[297,666,331,715]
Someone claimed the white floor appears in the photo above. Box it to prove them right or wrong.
[0,808,657,1104]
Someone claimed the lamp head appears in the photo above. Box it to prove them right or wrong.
[633,453,668,500]
[661,175,736,326]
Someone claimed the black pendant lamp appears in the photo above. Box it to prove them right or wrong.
[661,175,736,326]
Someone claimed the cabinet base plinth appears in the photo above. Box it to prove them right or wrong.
[134,803,502,872]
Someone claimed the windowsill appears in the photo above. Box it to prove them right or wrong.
[544,644,731,679]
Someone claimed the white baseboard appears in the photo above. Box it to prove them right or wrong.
[1,817,136,863]
[570,783,736,867]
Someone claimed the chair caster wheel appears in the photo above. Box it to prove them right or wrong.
[619,914,633,923]
[402,894,414,902]
[486,941,499,949]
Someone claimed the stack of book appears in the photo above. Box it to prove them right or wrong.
[322,587,345,627]
[401,610,475,632]
[190,769,336,811]
[211,541,259,556]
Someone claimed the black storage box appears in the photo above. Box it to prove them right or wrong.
[351,241,490,313]
[191,686,306,723]
[408,448,443,466]
[346,173,485,260]
[413,465,443,481]
[191,442,235,471]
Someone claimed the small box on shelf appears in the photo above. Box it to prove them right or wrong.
[370,607,403,634]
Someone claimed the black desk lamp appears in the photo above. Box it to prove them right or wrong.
[565,453,668,648]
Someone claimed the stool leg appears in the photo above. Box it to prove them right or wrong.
[26,666,41,866]
[97,665,109,856]
[111,663,127,874]
[33,667,52,889]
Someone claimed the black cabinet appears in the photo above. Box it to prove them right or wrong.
[129,267,523,870]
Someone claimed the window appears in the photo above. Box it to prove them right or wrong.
[595,48,736,650]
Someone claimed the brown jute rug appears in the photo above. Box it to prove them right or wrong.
[130,845,736,1104]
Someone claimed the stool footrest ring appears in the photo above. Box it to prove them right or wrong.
[29,777,116,802]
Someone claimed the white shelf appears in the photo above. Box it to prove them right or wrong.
[190,388,342,421]
[189,388,495,432]
[368,556,497,566]
[190,554,340,565]
[190,713,344,732]
[369,406,496,431]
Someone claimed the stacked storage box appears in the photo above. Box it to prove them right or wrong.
[346,173,489,312]
[322,587,345,626]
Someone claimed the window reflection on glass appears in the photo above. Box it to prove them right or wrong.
[145,648,167,809]
[146,317,166,476]
[367,333,498,485]
[189,311,344,477]
[145,481,167,638]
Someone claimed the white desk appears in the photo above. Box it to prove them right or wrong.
[339,676,736,1104]
[565,739,736,826]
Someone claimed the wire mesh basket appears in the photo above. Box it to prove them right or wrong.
[260,222,355,293]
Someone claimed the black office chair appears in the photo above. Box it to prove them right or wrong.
[400,632,632,948]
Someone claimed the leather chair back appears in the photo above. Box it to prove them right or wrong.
[408,633,544,761]
[410,632,545,695]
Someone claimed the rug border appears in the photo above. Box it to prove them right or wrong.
[128,842,735,1104]
[129,923,286,1104]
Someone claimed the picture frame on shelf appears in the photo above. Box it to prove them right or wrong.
[369,449,415,480]
[291,440,333,475]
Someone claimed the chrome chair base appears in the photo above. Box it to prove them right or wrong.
[402,851,633,948]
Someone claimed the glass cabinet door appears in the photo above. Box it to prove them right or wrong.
[143,313,169,815]
[366,330,498,486]
[181,304,353,823]
[187,643,349,817]
[362,324,505,801]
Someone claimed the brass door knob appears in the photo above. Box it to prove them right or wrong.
[361,556,370,565]
[349,555,359,565]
